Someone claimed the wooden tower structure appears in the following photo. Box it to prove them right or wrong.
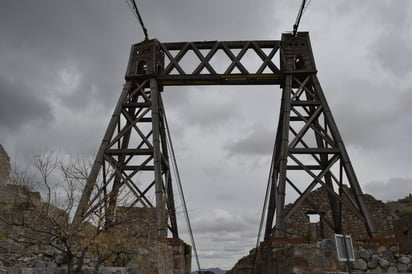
[74,32,376,240]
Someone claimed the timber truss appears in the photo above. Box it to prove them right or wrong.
[74,32,376,240]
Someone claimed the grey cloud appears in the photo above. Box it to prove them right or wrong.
[0,76,53,132]
[314,1,412,78]
[214,193,238,202]
[397,86,412,111]
[331,80,407,151]
[187,208,259,268]
[0,0,133,110]
[163,87,191,110]
[336,0,410,26]
[363,177,412,202]
[180,88,240,128]
[209,232,246,243]
[225,126,274,156]
[364,2,412,77]
[139,0,277,41]
[370,34,412,77]
[196,249,240,262]
[192,208,257,234]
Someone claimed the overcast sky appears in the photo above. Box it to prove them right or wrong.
[1,0,412,270]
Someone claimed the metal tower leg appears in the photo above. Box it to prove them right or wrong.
[264,33,376,239]
[74,40,178,238]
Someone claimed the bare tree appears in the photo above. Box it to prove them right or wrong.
[0,151,82,272]
[0,151,157,272]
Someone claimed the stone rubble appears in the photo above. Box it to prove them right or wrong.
[350,246,412,273]
[228,239,412,274]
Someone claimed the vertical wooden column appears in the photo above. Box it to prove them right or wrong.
[264,32,376,240]
[74,39,178,238]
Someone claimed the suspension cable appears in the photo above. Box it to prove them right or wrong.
[256,154,275,248]
[164,110,202,272]
[302,0,312,15]
[293,0,311,36]
[253,141,279,273]
[124,0,139,22]
[124,0,149,40]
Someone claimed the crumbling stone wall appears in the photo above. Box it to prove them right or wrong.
[167,238,192,274]
[0,186,191,273]
[0,145,191,273]
[116,206,157,239]
[0,184,64,234]
[228,239,338,274]
[228,239,412,274]
[394,213,412,254]
[114,206,191,273]
[0,183,69,266]
[0,145,10,185]
[283,186,395,240]
[229,187,406,273]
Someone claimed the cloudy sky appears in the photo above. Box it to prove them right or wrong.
[1,0,412,270]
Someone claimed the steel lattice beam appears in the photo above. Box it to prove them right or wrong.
[126,40,282,86]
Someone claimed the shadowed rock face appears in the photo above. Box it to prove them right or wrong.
[0,145,10,185]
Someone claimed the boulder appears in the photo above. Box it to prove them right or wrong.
[398,256,411,265]
[378,258,390,269]
[352,258,367,271]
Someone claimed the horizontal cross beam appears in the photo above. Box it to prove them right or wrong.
[125,40,283,86]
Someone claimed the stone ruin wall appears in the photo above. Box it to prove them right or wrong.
[0,145,191,274]
[394,213,412,254]
[229,239,412,274]
[0,145,10,186]
[115,206,192,274]
[283,186,395,241]
[228,185,412,273]
[0,146,49,246]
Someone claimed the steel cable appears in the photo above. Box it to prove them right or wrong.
[164,109,202,272]
[293,0,311,36]
[124,0,149,40]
